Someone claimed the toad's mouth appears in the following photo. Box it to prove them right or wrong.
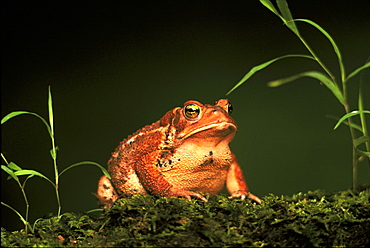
[178,122,237,140]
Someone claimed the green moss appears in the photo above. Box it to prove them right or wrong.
[2,189,369,247]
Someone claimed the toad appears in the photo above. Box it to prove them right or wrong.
[97,99,261,208]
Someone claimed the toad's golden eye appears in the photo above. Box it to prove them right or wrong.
[227,102,233,114]
[184,104,201,119]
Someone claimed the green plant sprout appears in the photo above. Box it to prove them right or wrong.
[227,0,370,191]
[1,86,110,234]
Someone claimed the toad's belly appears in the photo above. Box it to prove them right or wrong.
[163,168,228,194]
[112,167,228,197]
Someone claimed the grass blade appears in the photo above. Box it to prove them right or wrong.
[354,136,370,156]
[1,202,29,227]
[86,208,104,213]
[59,161,111,179]
[8,162,22,171]
[355,147,370,157]
[358,59,370,154]
[1,111,52,137]
[14,169,56,187]
[22,174,35,189]
[2,111,31,124]
[334,110,370,130]
[293,19,345,82]
[260,0,281,17]
[277,0,299,35]
[1,165,18,180]
[354,136,370,148]
[227,54,314,95]
[346,61,370,83]
[260,0,294,27]
[268,71,345,105]
[326,115,363,133]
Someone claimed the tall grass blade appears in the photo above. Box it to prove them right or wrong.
[227,54,314,95]
[358,62,370,155]
[48,86,54,137]
[268,71,345,105]
[47,86,61,216]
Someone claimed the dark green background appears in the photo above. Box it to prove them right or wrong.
[2,1,369,231]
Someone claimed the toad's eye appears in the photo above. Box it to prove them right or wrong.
[227,102,233,115]
[184,104,201,119]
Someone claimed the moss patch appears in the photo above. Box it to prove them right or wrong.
[2,189,369,247]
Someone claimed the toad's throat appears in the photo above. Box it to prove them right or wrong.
[178,122,237,140]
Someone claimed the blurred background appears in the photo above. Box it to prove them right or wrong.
[1,0,369,231]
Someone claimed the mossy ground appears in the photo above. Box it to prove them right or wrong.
[2,188,369,247]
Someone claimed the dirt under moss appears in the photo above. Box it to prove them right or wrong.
[2,188,370,247]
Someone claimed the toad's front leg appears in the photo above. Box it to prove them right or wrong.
[96,175,119,209]
[226,154,261,204]
[134,152,208,202]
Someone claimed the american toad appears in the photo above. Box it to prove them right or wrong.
[97,99,261,208]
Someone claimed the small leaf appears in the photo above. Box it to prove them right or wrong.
[277,0,299,35]
[268,71,345,105]
[334,110,370,130]
[50,148,57,160]
[226,54,314,95]
[8,162,22,171]
[50,146,59,160]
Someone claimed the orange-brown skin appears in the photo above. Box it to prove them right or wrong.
[97,99,261,208]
